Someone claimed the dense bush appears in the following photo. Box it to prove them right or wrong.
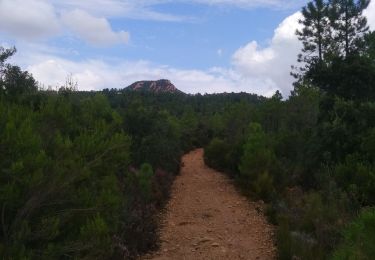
[333,208,375,259]
[0,47,185,258]
[0,94,132,259]
[204,138,232,171]
[237,123,278,200]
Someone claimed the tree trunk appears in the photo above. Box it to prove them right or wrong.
[345,2,349,56]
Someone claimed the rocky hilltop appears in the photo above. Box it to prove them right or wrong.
[126,79,182,94]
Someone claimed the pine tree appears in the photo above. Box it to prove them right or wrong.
[0,46,37,100]
[0,47,16,95]
[328,0,370,57]
[0,46,16,66]
[297,0,330,65]
[365,31,375,58]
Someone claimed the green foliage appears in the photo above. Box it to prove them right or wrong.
[0,46,16,64]
[239,123,277,200]
[297,0,329,64]
[1,65,38,100]
[273,185,353,260]
[334,155,375,205]
[0,47,37,102]
[0,94,132,259]
[333,208,375,259]
[365,31,375,58]
[252,171,274,200]
[204,138,233,171]
[277,217,293,260]
[329,0,370,56]
[277,214,326,260]
[122,100,182,173]
[179,108,199,150]
[362,127,375,162]
[295,0,373,100]
[138,163,154,202]
[312,55,375,100]
[317,98,375,164]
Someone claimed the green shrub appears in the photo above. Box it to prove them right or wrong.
[138,163,154,202]
[238,123,277,200]
[204,138,232,171]
[277,217,293,260]
[333,208,375,260]
[277,218,324,260]
[334,155,375,205]
[0,95,133,259]
[252,171,274,200]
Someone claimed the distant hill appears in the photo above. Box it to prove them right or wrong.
[125,79,183,94]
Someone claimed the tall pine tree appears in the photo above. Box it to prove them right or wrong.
[293,0,331,85]
[297,0,329,65]
[329,0,370,56]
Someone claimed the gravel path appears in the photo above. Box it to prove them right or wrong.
[143,149,276,260]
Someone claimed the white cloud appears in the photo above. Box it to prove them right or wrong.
[233,41,275,72]
[25,54,282,96]
[29,60,70,88]
[61,10,130,46]
[232,12,303,96]
[26,56,235,94]
[0,0,130,46]
[364,0,375,29]
[0,0,60,39]
[24,49,279,95]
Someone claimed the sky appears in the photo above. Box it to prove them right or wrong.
[0,0,374,97]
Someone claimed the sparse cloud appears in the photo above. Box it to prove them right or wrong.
[61,9,130,46]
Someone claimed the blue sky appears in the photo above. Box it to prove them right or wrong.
[0,0,374,96]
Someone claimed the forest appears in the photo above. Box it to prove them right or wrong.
[1,0,375,259]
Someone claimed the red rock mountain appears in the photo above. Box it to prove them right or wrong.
[126,79,182,94]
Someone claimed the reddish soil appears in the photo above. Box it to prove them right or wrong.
[143,149,276,260]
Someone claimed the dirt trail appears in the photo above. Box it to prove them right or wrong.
[143,149,276,260]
